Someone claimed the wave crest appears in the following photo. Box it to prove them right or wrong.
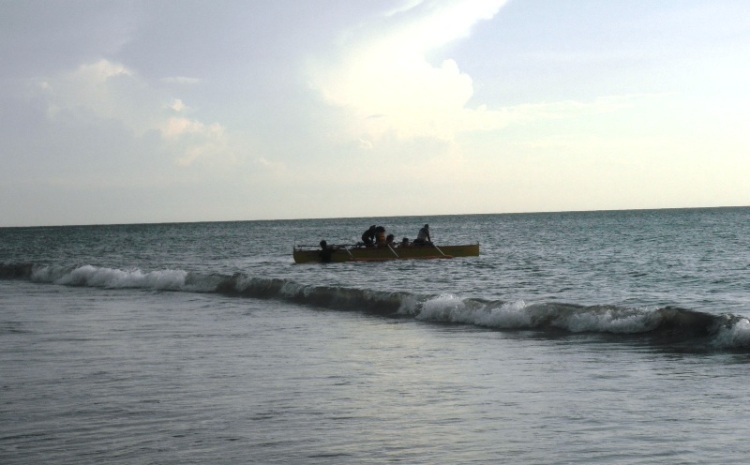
[416,296,750,350]
[30,264,188,291]
[3,261,750,351]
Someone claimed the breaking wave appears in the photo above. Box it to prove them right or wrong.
[3,262,750,351]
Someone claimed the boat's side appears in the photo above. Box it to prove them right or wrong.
[293,243,479,263]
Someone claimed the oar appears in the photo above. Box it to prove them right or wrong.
[421,229,448,258]
[433,244,448,257]
[387,244,400,258]
[343,246,355,260]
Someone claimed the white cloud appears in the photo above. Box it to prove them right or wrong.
[77,59,133,81]
[310,0,509,142]
[310,1,670,152]
[31,59,232,167]
[36,60,140,127]
[161,117,210,139]
[168,98,188,113]
[161,117,231,167]
[161,76,202,85]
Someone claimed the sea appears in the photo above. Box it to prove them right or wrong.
[2,207,750,464]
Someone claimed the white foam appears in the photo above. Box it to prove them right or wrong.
[712,317,750,349]
[564,308,657,334]
[44,265,188,290]
[474,300,532,329]
[396,293,420,316]
[417,296,533,328]
[417,294,468,323]
[416,297,665,334]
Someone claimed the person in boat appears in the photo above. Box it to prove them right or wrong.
[399,237,410,247]
[375,226,387,247]
[361,225,377,247]
[319,240,336,262]
[385,234,395,247]
[413,224,432,245]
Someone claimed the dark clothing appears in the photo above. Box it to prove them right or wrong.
[319,240,334,262]
[362,225,377,247]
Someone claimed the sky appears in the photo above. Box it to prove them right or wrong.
[1,0,749,226]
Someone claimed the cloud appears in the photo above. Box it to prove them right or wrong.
[168,98,188,113]
[30,59,232,167]
[310,0,510,142]
[75,59,133,81]
[309,0,667,153]
[161,76,202,85]
[161,117,232,167]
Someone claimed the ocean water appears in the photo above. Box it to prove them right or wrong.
[2,207,750,464]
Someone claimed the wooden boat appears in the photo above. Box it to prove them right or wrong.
[293,243,479,263]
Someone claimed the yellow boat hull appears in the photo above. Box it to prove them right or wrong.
[293,243,479,263]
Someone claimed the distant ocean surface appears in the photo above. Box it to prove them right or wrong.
[2,207,750,464]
